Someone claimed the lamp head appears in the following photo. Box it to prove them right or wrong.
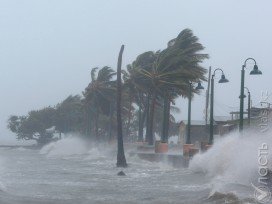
[195,82,204,90]
[218,74,229,83]
[250,64,262,75]
[239,94,246,99]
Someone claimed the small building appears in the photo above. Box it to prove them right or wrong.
[214,116,237,135]
[250,107,272,118]
[179,117,237,145]
[229,106,272,127]
[179,106,272,146]
[179,120,214,145]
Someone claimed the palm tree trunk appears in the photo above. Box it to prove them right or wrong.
[138,102,143,142]
[116,45,127,168]
[145,93,151,142]
[138,95,146,142]
[95,110,99,141]
[161,96,170,143]
[90,109,95,139]
[126,95,132,142]
[147,91,156,145]
[88,107,92,138]
[84,107,89,137]
[108,103,113,142]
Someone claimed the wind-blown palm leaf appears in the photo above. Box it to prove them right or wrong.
[83,66,116,115]
[91,67,98,82]
[134,28,209,99]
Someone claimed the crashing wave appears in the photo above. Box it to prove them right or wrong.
[40,136,89,157]
[189,130,272,202]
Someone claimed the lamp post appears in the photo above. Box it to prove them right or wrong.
[186,82,204,144]
[239,58,262,131]
[209,68,229,145]
[244,87,251,126]
[239,87,251,126]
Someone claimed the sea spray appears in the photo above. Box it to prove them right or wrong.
[190,130,272,184]
[189,130,272,200]
[39,135,117,160]
[40,136,89,157]
[0,156,7,192]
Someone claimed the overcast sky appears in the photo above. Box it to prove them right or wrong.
[1,0,272,143]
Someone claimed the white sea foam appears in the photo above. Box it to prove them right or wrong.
[16,147,28,151]
[83,147,106,160]
[40,136,89,157]
[189,130,272,186]
[0,156,7,192]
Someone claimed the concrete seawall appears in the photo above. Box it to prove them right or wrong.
[129,152,190,168]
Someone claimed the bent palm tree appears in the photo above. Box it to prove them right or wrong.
[135,29,209,144]
[83,66,116,140]
[116,45,127,167]
[122,64,147,142]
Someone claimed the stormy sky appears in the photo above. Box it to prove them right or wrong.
[1,0,272,143]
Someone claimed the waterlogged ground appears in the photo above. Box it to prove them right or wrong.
[0,135,266,204]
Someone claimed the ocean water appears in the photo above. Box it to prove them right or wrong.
[0,133,270,204]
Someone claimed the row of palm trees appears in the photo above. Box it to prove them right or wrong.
[83,29,209,166]
[84,29,208,142]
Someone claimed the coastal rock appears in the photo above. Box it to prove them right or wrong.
[117,171,126,176]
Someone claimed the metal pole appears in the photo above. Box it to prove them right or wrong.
[209,77,214,145]
[205,67,211,125]
[248,91,251,126]
[186,83,192,144]
[239,66,245,132]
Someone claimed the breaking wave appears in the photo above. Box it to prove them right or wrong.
[40,136,89,157]
[189,130,272,201]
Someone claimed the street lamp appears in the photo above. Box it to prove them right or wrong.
[239,87,251,126]
[239,58,262,131]
[209,68,229,145]
[186,82,204,144]
[244,87,251,126]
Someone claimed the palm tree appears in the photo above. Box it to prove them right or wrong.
[55,95,84,134]
[136,92,146,142]
[122,64,145,142]
[123,51,160,143]
[128,51,159,144]
[153,99,180,138]
[134,29,209,145]
[83,66,116,140]
[116,45,127,167]
[159,29,209,143]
